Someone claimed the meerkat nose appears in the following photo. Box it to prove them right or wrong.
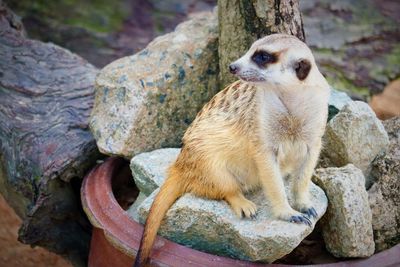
[229,64,239,74]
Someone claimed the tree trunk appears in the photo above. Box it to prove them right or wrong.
[218,0,305,87]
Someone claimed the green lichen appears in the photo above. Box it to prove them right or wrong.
[8,0,129,33]
[386,45,400,67]
[152,10,176,34]
[326,75,371,100]
[323,64,371,100]
[383,45,400,80]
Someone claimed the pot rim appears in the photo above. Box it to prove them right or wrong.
[81,157,400,267]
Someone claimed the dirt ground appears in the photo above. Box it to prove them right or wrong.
[0,194,71,267]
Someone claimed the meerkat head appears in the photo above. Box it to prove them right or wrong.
[229,34,320,87]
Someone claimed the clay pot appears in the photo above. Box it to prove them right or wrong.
[81,157,400,267]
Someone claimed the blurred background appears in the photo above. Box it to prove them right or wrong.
[5,0,400,102]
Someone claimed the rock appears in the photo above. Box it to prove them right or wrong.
[328,88,352,121]
[300,0,400,99]
[90,11,219,158]
[382,116,400,142]
[129,148,328,263]
[368,117,400,252]
[321,101,389,187]
[312,165,375,258]
[0,3,100,266]
[130,148,180,196]
[127,192,147,222]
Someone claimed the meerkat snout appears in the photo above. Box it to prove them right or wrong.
[229,63,239,74]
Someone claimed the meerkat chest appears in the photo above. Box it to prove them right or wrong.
[261,89,326,143]
[274,113,304,140]
[259,89,327,172]
[268,112,312,174]
[276,140,308,175]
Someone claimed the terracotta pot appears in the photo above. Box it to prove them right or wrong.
[81,157,400,267]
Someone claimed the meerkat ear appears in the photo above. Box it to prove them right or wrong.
[294,59,311,81]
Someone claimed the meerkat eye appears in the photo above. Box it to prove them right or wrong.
[251,50,277,67]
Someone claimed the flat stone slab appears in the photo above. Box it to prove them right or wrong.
[129,148,328,262]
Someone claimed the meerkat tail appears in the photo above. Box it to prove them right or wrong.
[134,175,183,267]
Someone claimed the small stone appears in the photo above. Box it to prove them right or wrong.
[368,117,400,252]
[128,148,328,262]
[327,88,352,121]
[90,11,219,158]
[321,101,389,187]
[127,192,148,222]
[130,148,180,196]
[313,164,375,258]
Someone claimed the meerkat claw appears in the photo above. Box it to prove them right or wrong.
[301,207,317,218]
[289,215,312,226]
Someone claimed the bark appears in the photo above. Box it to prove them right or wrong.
[218,0,305,87]
[0,2,101,266]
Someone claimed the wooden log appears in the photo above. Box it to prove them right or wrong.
[0,2,101,266]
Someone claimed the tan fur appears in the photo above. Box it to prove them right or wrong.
[134,34,330,266]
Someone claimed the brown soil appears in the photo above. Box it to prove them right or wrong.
[0,194,71,267]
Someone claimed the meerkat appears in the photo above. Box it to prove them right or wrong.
[134,33,330,266]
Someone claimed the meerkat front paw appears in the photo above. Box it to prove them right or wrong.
[225,194,257,219]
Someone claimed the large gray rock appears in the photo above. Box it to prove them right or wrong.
[129,148,328,263]
[90,11,219,158]
[313,165,375,258]
[321,101,389,187]
[368,117,400,252]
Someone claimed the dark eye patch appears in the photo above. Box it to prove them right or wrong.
[251,50,277,67]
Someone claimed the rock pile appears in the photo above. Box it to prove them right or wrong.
[87,6,398,264]
[313,165,375,257]
[321,101,389,187]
